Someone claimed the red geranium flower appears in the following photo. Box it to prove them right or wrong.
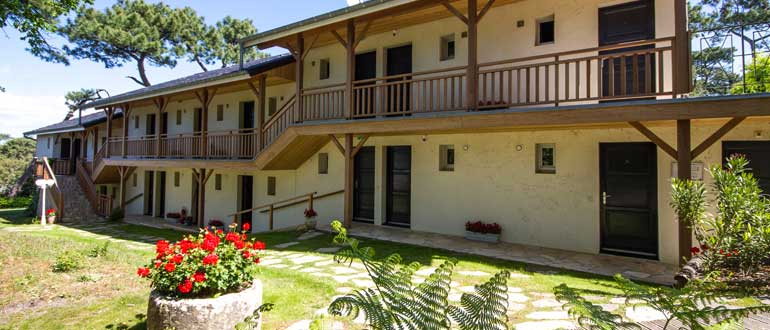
[253,257,260,264]
[690,246,700,255]
[253,241,266,250]
[234,240,245,250]
[726,252,732,257]
[178,279,193,294]
[164,262,176,273]
[179,239,195,254]
[733,249,739,255]
[216,229,223,235]
[193,272,206,283]
[701,244,709,251]
[720,249,725,254]
[242,250,251,259]
[242,223,250,231]
[203,253,219,265]
[225,232,241,243]
[156,240,170,255]
[137,267,150,277]
[154,260,162,268]
[201,233,220,252]
[171,254,184,264]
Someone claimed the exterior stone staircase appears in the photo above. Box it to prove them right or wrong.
[56,175,101,223]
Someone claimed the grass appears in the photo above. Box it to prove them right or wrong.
[0,208,761,329]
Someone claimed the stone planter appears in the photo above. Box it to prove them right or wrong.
[464,231,500,243]
[147,279,263,330]
[47,216,56,224]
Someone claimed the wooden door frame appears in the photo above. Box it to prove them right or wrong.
[353,146,376,223]
[385,145,412,228]
[598,142,659,259]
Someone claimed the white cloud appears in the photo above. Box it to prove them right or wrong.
[347,0,364,6]
[0,92,67,138]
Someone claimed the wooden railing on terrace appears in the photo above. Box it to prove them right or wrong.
[49,158,71,176]
[98,38,676,162]
[228,189,344,231]
[76,158,112,217]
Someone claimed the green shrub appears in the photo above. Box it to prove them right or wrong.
[88,242,110,258]
[108,207,124,222]
[0,196,32,209]
[671,155,770,273]
[52,251,84,273]
[24,192,38,216]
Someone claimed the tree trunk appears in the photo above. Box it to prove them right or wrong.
[195,56,208,72]
[137,56,151,87]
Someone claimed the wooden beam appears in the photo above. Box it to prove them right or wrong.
[258,75,267,152]
[677,119,692,266]
[247,80,261,98]
[284,42,298,59]
[351,135,370,157]
[467,0,479,110]
[691,117,745,159]
[302,34,320,61]
[329,134,345,155]
[673,0,690,94]
[203,168,214,185]
[441,1,468,24]
[346,19,356,119]
[353,20,373,49]
[628,121,678,159]
[330,30,347,48]
[477,0,496,22]
[343,133,354,228]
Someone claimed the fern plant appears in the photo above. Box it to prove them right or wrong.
[327,220,510,330]
[555,275,770,330]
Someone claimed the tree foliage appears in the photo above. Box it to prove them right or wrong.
[64,88,105,120]
[731,54,770,93]
[327,220,510,330]
[37,0,264,86]
[0,137,36,196]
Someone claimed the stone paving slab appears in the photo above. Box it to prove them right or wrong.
[319,223,678,285]
[275,241,301,249]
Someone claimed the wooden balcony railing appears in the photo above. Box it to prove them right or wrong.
[98,38,677,164]
[49,159,71,176]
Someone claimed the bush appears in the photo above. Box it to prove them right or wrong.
[671,155,770,273]
[465,221,502,234]
[88,242,110,258]
[24,192,38,216]
[52,251,84,272]
[0,196,32,209]
[108,207,124,222]
[136,223,266,297]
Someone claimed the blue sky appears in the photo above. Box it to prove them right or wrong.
[0,0,351,137]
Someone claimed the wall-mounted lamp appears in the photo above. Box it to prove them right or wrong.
[463,145,470,151]
[421,135,428,142]
[755,130,763,139]
[392,29,398,37]
[515,144,524,151]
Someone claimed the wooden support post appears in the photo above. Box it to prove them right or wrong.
[268,204,274,231]
[121,104,131,158]
[673,0,690,95]
[677,119,692,265]
[259,75,267,150]
[104,108,114,157]
[346,20,356,119]
[343,133,354,228]
[308,193,314,211]
[118,166,128,211]
[153,97,167,158]
[295,34,305,122]
[467,0,479,110]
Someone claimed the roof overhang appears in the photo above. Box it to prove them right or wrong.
[24,126,85,137]
[242,0,417,48]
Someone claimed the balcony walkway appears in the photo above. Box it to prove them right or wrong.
[319,222,678,286]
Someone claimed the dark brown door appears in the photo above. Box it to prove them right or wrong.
[240,175,254,229]
[60,138,71,159]
[354,146,375,222]
[158,172,166,218]
[146,114,157,135]
[723,141,770,193]
[160,112,168,135]
[599,0,655,98]
[144,171,154,216]
[600,143,658,259]
[355,51,377,116]
[386,45,412,114]
[386,146,411,227]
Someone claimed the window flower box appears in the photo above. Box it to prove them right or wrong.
[464,221,501,243]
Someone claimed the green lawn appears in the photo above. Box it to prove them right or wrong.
[0,208,752,329]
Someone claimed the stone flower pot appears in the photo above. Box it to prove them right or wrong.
[147,279,263,330]
[47,216,56,224]
[464,231,500,243]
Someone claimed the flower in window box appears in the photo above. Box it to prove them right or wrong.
[304,208,317,219]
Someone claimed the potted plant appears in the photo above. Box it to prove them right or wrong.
[208,219,225,231]
[166,212,181,220]
[464,221,502,243]
[304,208,318,229]
[179,208,188,224]
[137,224,267,330]
[46,208,57,224]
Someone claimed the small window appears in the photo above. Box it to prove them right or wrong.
[176,110,182,125]
[536,16,555,45]
[439,145,455,171]
[318,153,329,174]
[268,97,278,117]
[174,172,180,187]
[132,173,138,187]
[267,176,276,196]
[215,174,222,190]
[440,34,456,61]
[134,115,140,129]
[216,105,224,121]
[536,143,556,173]
[319,59,330,80]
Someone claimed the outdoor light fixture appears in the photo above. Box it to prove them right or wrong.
[421,135,428,142]
[516,144,524,151]
[463,145,470,151]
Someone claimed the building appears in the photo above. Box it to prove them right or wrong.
[25,0,770,267]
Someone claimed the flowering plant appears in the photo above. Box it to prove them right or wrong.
[465,221,502,235]
[304,208,317,219]
[46,208,56,218]
[136,223,265,297]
